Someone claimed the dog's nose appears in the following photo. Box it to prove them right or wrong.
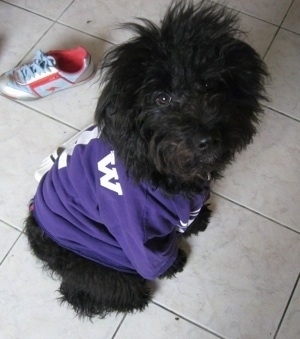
[198,134,221,151]
[198,137,211,151]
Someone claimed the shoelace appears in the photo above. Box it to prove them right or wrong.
[16,50,56,82]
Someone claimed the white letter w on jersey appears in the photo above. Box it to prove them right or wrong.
[98,151,123,195]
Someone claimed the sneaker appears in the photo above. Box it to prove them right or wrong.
[0,46,94,100]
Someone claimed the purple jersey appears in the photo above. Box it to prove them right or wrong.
[33,126,209,280]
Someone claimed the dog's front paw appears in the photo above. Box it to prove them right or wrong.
[182,204,212,238]
[159,249,187,279]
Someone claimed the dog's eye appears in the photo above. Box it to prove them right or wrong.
[202,79,216,91]
[156,93,172,106]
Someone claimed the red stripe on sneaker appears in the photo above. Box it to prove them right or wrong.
[29,72,74,95]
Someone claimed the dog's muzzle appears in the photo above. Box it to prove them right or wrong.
[197,130,222,152]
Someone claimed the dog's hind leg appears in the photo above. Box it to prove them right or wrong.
[25,209,151,318]
[25,210,69,271]
[58,262,152,318]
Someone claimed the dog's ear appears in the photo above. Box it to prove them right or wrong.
[221,39,269,106]
[94,27,156,126]
[94,31,161,174]
[218,39,269,151]
[94,19,165,142]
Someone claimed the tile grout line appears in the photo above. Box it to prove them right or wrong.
[212,192,300,236]
[0,96,83,131]
[278,0,295,27]
[280,26,300,37]
[15,21,56,68]
[211,0,277,27]
[3,0,299,63]
[263,0,295,60]
[15,0,77,67]
[2,0,74,22]
[262,104,300,123]
[273,272,300,339]
[19,103,82,131]
[0,218,23,233]
[2,0,115,50]
[1,0,56,21]
[2,0,97,70]
[53,21,117,46]
[111,314,127,339]
[262,25,280,60]
[55,0,76,22]
[152,301,226,339]
[0,231,23,266]
[213,0,299,38]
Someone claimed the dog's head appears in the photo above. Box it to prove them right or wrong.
[95,1,268,194]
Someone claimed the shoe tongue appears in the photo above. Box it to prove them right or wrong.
[34,50,56,67]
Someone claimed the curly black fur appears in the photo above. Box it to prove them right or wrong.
[96,0,268,195]
[182,204,212,237]
[25,211,152,318]
[25,0,268,318]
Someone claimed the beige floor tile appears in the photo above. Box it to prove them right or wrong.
[154,195,300,338]
[282,0,300,34]
[214,108,300,232]
[277,277,300,339]
[265,29,300,119]
[0,96,78,229]
[0,2,52,71]
[216,0,292,24]
[116,303,218,339]
[4,0,73,20]
[0,235,123,339]
[0,221,20,263]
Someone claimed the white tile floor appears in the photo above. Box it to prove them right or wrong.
[0,0,299,338]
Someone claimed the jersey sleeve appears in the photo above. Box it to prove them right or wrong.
[99,185,179,280]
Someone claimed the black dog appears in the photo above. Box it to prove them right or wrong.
[25,1,268,318]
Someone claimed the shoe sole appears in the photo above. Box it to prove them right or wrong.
[1,71,95,101]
